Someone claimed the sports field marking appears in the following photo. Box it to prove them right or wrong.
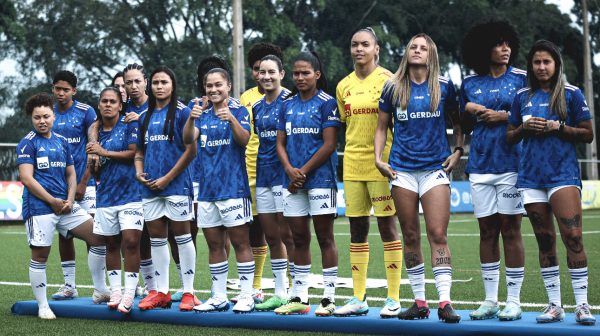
[2,281,598,310]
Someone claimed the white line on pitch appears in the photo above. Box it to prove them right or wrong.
[1,281,598,310]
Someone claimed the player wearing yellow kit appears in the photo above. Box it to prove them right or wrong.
[333,28,403,318]
[233,43,286,304]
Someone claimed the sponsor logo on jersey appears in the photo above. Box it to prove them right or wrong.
[396,106,408,121]
[148,134,170,142]
[36,156,50,169]
[414,96,425,100]
[410,111,440,119]
[200,134,207,147]
[206,138,231,147]
[20,145,27,153]
[344,103,351,117]
[259,130,277,138]
[67,137,81,144]
[220,203,242,215]
[18,154,31,159]
[351,107,378,115]
[290,127,320,135]
[285,122,292,135]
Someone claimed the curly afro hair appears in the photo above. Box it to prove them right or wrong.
[247,42,283,68]
[461,20,520,75]
[196,55,230,96]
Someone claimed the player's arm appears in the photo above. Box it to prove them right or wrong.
[87,142,136,162]
[134,148,150,185]
[226,108,250,147]
[18,163,64,214]
[544,119,593,143]
[276,130,305,190]
[442,106,464,173]
[299,127,337,176]
[62,164,77,213]
[374,110,394,179]
[183,99,201,145]
[148,142,196,191]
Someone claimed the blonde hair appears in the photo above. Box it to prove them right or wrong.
[386,33,440,112]
[526,40,567,120]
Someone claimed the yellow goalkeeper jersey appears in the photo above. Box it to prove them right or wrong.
[336,66,393,181]
[240,86,263,179]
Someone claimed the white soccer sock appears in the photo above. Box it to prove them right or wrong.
[569,267,588,306]
[175,234,196,293]
[481,261,500,303]
[505,267,524,305]
[406,263,426,301]
[124,272,139,294]
[139,259,156,291]
[88,246,108,292]
[294,264,311,303]
[237,261,255,296]
[432,266,452,303]
[107,269,122,292]
[29,260,49,308]
[322,266,338,302]
[271,259,288,298]
[209,261,229,298]
[150,238,170,294]
[541,266,561,306]
[61,260,76,288]
[288,262,296,297]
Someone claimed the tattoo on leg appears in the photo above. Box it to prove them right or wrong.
[559,214,581,230]
[535,232,555,253]
[435,257,451,266]
[437,248,445,256]
[405,252,421,269]
[529,211,545,228]
[565,236,584,254]
[567,257,588,269]
[541,255,558,268]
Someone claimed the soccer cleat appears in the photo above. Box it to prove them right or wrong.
[51,285,78,300]
[536,303,565,323]
[179,292,201,311]
[233,294,255,314]
[438,303,461,323]
[333,296,368,317]
[380,297,401,318]
[193,296,230,313]
[38,306,56,320]
[575,303,596,326]
[92,289,111,304]
[171,289,184,302]
[498,301,522,321]
[118,291,135,314]
[138,292,172,310]
[315,298,336,317]
[398,302,430,320]
[231,289,264,304]
[274,296,311,315]
[469,301,499,320]
[255,295,288,311]
[107,290,123,310]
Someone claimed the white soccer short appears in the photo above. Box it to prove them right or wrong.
[256,186,284,214]
[521,185,581,205]
[93,202,144,236]
[197,198,252,228]
[470,173,524,218]
[142,195,193,222]
[25,203,92,247]
[79,186,96,214]
[390,169,450,197]
[282,188,337,217]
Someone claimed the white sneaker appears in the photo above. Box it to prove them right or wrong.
[380,297,401,318]
[231,289,264,304]
[232,294,255,314]
[193,296,230,313]
[92,289,111,304]
[51,285,78,300]
[38,305,56,320]
[118,291,135,314]
[107,290,122,309]
[333,296,368,317]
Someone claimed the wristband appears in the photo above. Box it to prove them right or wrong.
[558,120,565,133]
[454,147,464,156]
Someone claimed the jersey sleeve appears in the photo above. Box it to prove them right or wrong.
[236,106,251,132]
[177,105,192,132]
[127,120,139,146]
[458,81,470,114]
[137,113,146,148]
[569,88,592,123]
[63,138,75,166]
[444,80,458,112]
[336,81,347,123]
[16,138,35,165]
[321,98,341,129]
[379,82,394,114]
[84,106,97,130]
[276,100,288,131]
[508,93,523,127]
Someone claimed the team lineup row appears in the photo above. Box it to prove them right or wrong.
[16,20,595,326]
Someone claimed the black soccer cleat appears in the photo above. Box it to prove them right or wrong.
[398,302,430,320]
[438,303,461,323]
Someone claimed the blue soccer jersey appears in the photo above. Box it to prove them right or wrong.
[187,97,241,184]
[96,118,141,208]
[195,100,251,201]
[460,67,527,174]
[509,85,591,188]
[16,131,74,219]
[138,101,193,198]
[125,99,148,116]
[253,89,290,188]
[53,100,96,186]
[379,77,458,171]
[276,90,341,189]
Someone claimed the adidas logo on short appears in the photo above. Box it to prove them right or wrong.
[235,214,243,220]
[436,172,445,179]
[320,203,329,209]
[184,269,194,275]
[135,220,142,226]
[383,205,393,212]
[516,202,522,209]
[181,210,187,216]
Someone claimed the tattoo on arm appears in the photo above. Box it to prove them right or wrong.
[134,156,144,162]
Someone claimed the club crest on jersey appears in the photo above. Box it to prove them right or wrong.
[285,122,292,135]
[396,106,408,121]
[200,134,207,148]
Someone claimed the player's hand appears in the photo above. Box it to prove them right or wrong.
[124,112,140,123]
[216,106,232,123]
[478,109,507,124]
[375,160,396,179]
[286,167,306,185]
[75,182,86,201]
[287,182,298,194]
[523,116,547,135]
[60,199,73,215]
[148,176,170,191]
[86,143,106,156]
[190,98,203,120]
[135,172,150,185]
[49,197,65,215]
[542,120,560,133]
[442,151,461,173]
[87,153,101,172]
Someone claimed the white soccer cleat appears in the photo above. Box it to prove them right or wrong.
[92,289,111,304]
[38,306,56,320]
[107,290,122,310]
[379,297,401,318]
[232,294,255,314]
[51,285,78,300]
[118,291,135,314]
[193,296,230,313]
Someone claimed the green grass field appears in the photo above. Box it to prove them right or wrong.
[1,210,599,335]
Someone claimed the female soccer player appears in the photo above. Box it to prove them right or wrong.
[17,93,109,319]
[274,51,340,316]
[375,33,463,323]
[507,40,595,326]
[111,71,127,103]
[252,55,294,311]
[182,68,256,314]
[86,87,143,314]
[135,66,198,311]
[333,27,403,319]
[460,20,527,321]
